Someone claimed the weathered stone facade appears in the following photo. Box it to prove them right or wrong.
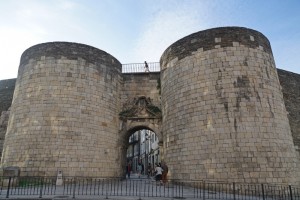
[0,109,10,158]
[0,79,16,114]
[277,69,300,154]
[118,72,162,169]
[1,42,123,177]
[160,27,299,184]
[0,27,299,185]
[121,73,161,108]
[0,79,16,158]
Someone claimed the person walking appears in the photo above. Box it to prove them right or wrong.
[137,162,142,178]
[126,162,132,179]
[147,163,152,178]
[154,163,163,184]
[161,161,168,184]
[144,61,150,72]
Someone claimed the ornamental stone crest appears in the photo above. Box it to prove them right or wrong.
[119,96,161,119]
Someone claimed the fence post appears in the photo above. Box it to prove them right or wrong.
[233,182,236,200]
[289,185,293,200]
[261,184,265,200]
[72,178,76,199]
[39,177,44,198]
[203,181,205,200]
[105,179,108,199]
[6,177,11,198]
[138,179,141,200]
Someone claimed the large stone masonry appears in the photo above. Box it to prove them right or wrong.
[277,69,300,154]
[121,72,161,107]
[1,42,123,177]
[0,79,16,159]
[160,27,299,184]
[0,109,10,158]
[0,79,16,115]
[2,69,300,161]
[0,27,299,185]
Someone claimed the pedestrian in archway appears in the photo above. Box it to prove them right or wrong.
[141,163,144,175]
[126,161,132,179]
[147,163,152,178]
[154,163,163,184]
[161,161,168,184]
[137,162,142,178]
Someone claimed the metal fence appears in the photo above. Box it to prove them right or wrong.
[0,176,299,199]
[122,62,160,73]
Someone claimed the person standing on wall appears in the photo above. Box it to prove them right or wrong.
[144,61,150,72]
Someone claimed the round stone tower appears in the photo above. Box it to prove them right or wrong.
[1,42,122,177]
[160,27,299,184]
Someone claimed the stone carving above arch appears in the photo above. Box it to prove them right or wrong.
[119,96,163,143]
[119,96,162,119]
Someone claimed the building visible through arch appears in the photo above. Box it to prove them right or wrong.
[126,129,160,176]
[0,27,300,185]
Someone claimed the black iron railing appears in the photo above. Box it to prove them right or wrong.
[0,176,299,199]
[122,62,160,73]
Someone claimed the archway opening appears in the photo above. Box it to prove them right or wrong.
[124,127,161,178]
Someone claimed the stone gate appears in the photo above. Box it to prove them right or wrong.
[0,27,299,185]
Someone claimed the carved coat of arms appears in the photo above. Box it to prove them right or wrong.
[119,96,161,119]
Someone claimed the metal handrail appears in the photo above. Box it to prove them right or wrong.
[122,62,160,73]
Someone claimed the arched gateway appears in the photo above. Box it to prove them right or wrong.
[1,27,299,185]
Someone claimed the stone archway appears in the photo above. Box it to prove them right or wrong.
[119,123,163,178]
[119,96,162,141]
[118,96,162,177]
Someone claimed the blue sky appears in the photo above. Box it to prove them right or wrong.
[0,0,299,80]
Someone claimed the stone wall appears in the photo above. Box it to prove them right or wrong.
[121,72,161,108]
[160,27,299,184]
[1,70,300,160]
[0,27,299,184]
[0,109,10,159]
[277,69,300,154]
[1,42,123,177]
[0,79,16,114]
[0,79,16,159]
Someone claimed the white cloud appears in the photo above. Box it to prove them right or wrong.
[1,0,299,80]
[59,0,79,10]
[0,0,87,79]
[130,1,212,62]
[0,27,45,80]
